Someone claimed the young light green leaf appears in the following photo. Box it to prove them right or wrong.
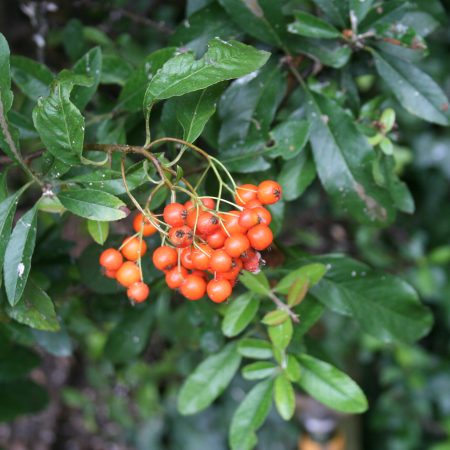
[229,379,273,450]
[380,108,396,132]
[58,188,128,221]
[294,295,325,338]
[222,292,260,337]
[297,354,368,413]
[239,270,270,295]
[10,55,54,100]
[144,38,270,106]
[238,338,273,359]
[268,318,293,351]
[380,137,394,155]
[285,355,302,382]
[3,205,38,306]
[276,263,327,294]
[178,342,241,415]
[287,277,310,307]
[32,71,92,164]
[87,219,109,245]
[274,373,296,420]
[288,11,341,39]
[262,309,289,326]
[373,51,450,126]
[242,361,277,380]
[6,280,59,331]
[71,47,102,110]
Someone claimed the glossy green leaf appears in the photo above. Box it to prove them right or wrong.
[117,47,177,112]
[0,344,40,382]
[10,55,54,100]
[6,280,59,331]
[312,0,347,27]
[0,380,49,421]
[144,38,270,107]
[274,373,295,420]
[285,354,302,382]
[297,354,368,413]
[0,32,13,112]
[307,255,433,343]
[349,0,374,22]
[242,361,277,380]
[32,327,73,357]
[276,263,327,294]
[178,342,241,415]
[71,47,102,110]
[294,295,325,337]
[238,338,273,359]
[103,304,154,364]
[0,170,7,201]
[57,188,128,221]
[100,54,133,85]
[222,292,260,337]
[175,83,223,143]
[288,12,340,39]
[287,277,309,307]
[239,270,270,295]
[291,37,351,68]
[268,318,293,351]
[279,150,316,201]
[266,120,310,160]
[32,71,92,165]
[262,309,290,326]
[360,0,412,32]
[306,90,395,225]
[373,51,450,126]
[3,206,38,306]
[87,219,109,245]
[229,379,273,450]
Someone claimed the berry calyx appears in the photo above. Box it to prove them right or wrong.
[168,225,193,248]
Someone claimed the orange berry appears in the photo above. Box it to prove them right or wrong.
[165,266,188,289]
[206,228,227,249]
[235,184,258,206]
[191,244,212,271]
[257,180,282,204]
[132,212,157,236]
[247,224,273,250]
[116,261,141,287]
[180,274,206,301]
[239,208,259,229]
[152,246,178,271]
[168,225,193,248]
[207,279,232,303]
[210,249,233,273]
[163,203,187,227]
[180,247,195,270]
[127,281,150,303]
[99,248,123,271]
[224,233,250,258]
[121,236,147,261]
[222,211,246,235]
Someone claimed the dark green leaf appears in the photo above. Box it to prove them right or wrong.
[373,51,449,126]
[288,12,341,39]
[58,188,128,221]
[144,38,270,106]
[294,295,325,337]
[349,0,374,22]
[0,33,13,112]
[6,280,59,331]
[100,54,133,85]
[312,0,347,27]
[274,373,295,420]
[306,90,395,225]
[266,120,310,160]
[3,205,38,306]
[10,55,54,100]
[242,361,277,380]
[87,219,109,245]
[360,1,412,32]
[178,342,241,415]
[229,379,273,450]
[297,354,368,413]
[32,327,72,357]
[0,344,40,382]
[290,38,351,68]
[0,170,7,201]
[239,271,270,295]
[238,338,273,359]
[222,292,260,337]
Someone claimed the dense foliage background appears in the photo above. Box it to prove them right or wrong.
[0,1,449,449]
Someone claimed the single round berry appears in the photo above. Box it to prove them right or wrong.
[191,244,212,271]
[224,233,250,258]
[163,203,187,227]
[206,228,227,249]
[165,266,188,289]
[222,211,246,235]
[244,199,263,209]
[247,224,273,250]
[121,236,147,261]
[180,247,195,270]
[186,208,199,229]
[152,246,178,271]
[253,206,272,225]
[235,184,258,206]
[99,248,123,271]
[196,212,220,236]
[210,249,233,273]
[116,261,141,287]
[132,212,157,236]
[168,225,193,248]
[207,279,232,303]
[127,281,150,303]
[257,180,282,205]
[216,258,243,281]
[180,274,206,301]
[238,208,259,229]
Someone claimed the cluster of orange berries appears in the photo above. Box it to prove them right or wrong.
[98,180,282,304]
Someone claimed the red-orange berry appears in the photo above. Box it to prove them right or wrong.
[116,261,141,287]
[207,279,232,303]
[152,246,178,271]
[163,203,187,227]
[224,233,250,258]
[257,180,282,204]
[100,248,123,271]
[253,206,272,225]
[210,249,233,273]
[121,236,147,261]
[165,266,188,289]
[235,184,258,206]
[239,208,259,229]
[191,244,212,271]
[104,269,117,279]
[132,212,157,236]
[222,211,246,235]
[180,247,195,270]
[168,225,193,248]
[127,281,150,303]
[196,212,220,235]
[180,274,206,301]
[244,199,263,209]
[247,224,273,250]
[206,228,227,249]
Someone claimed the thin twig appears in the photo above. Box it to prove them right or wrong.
[268,291,299,323]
